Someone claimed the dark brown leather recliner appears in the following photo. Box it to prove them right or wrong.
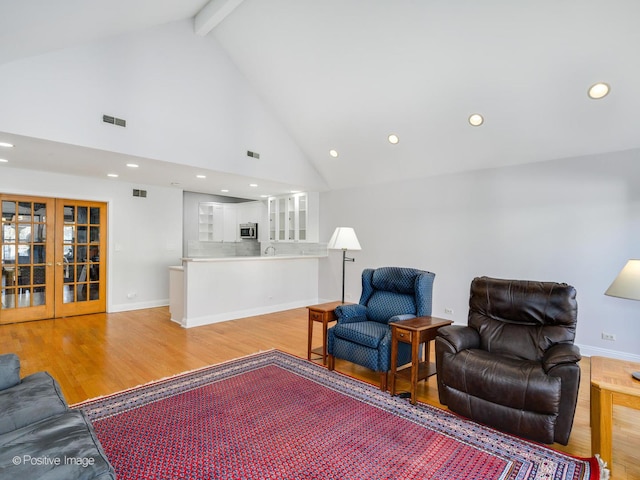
[435,277,581,445]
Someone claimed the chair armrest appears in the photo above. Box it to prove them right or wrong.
[335,304,368,324]
[388,314,416,324]
[0,354,20,391]
[436,325,480,353]
[542,343,581,373]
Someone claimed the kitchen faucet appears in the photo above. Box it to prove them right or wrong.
[264,245,276,256]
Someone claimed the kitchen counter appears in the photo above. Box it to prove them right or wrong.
[182,254,326,262]
[170,255,324,328]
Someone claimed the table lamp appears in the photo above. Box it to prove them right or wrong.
[327,227,361,303]
[604,259,640,380]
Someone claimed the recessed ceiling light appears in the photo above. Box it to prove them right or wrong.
[196,174,206,179]
[0,159,8,163]
[291,190,301,193]
[388,134,400,144]
[107,173,119,178]
[126,163,139,168]
[171,182,181,186]
[468,113,484,126]
[329,149,339,158]
[221,189,229,193]
[0,142,14,148]
[260,194,269,198]
[249,183,258,187]
[588,82,610,99]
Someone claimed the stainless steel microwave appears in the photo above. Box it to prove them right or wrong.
[239,223,258,239]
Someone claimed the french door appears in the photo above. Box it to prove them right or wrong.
[0,195,107,324]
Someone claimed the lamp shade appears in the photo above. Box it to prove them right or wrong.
[327,227,361,251]
[605,259,640,300]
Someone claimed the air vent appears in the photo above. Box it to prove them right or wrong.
[247,150,260,159]
[132,189,147,198]
[103,114,127,128]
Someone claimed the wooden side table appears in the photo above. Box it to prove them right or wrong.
[306,301,344,365]
[390,316,453,405]
[590,356,640,475]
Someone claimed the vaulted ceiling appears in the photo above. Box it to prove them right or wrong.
[1,0,639,197]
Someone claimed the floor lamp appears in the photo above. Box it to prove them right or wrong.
[328,227,361,304]
[604,259,640,380]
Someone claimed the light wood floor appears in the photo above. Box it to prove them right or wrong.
[1,307,638,479]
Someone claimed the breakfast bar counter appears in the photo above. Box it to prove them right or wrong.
[169,255,325,328]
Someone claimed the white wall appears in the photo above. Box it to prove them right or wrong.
[0,166,183,312]
[319,148,640,361]
[0,19,326,191]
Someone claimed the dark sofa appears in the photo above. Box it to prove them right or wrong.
[0,353,115,479]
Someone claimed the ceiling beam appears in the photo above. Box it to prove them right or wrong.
[194,0,244,36]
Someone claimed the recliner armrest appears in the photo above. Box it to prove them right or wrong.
[388,314,416,324]
[335,304,368,323]
[436,325,480,353]
[542,343,581,373]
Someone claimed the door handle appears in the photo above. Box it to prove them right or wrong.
[55,262,63,266]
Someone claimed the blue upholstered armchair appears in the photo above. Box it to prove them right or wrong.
[327,267,435,390]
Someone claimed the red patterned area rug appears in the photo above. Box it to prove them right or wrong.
[74,350,602,479]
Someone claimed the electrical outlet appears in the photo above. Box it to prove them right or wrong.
[444,307,454,315]
[601,332,616,341]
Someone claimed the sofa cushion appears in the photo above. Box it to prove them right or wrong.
[331,321,389,349]
[0,354,20,391]
[0,410,116,480]
[441,349,561,415]
[0,372,68,435]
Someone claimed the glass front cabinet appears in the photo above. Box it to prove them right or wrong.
[267,192,317,242]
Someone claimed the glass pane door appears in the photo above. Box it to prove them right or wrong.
[55,200,106,317]
[0,195,107,323]
[1,196,55,324]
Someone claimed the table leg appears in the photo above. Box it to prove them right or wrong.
[424,339,431,364]
[410,337,420,405]
[591,384,613,472]
[390,331,398,395]
[307,315,313,361]
[321,319,328,365]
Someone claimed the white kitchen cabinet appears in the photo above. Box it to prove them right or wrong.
[198,202,223,242]
[236,201,266,225]
[267,192,318,242]
[223,204,237,242]
[199,202,238,242]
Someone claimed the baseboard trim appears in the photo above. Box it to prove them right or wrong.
[180,298,320,328]
[575,343,640,362]
[108,299,169,313]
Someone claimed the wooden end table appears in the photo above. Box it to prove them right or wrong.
[390,316,453,405]
[590,356,640,475]
[306,301,345,366]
